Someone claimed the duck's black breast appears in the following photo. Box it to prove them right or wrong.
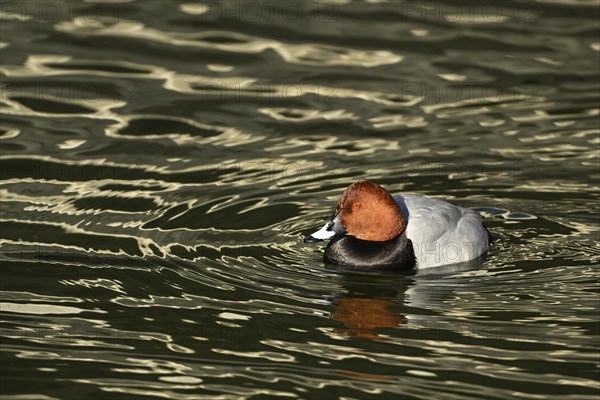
[324,234,416,270]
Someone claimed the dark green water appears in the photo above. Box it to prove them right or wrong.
[1,1,599,399]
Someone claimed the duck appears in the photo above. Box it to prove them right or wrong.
[304,180,489,270]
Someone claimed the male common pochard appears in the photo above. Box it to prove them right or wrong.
[304,180,489,269]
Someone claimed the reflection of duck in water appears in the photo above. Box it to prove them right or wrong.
[331,273,410,340]
[305,180,489,269]
[333,297,405,340]
[330,258,486,340]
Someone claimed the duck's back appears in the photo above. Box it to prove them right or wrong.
[394,195,489,268]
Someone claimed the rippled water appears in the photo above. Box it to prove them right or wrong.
[1,1,599,399]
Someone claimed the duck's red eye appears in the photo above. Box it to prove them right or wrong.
[352,203,361,210]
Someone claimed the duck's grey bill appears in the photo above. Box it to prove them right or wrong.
[303,222,336,243]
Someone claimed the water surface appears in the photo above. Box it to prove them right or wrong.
[1,1,599,399]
